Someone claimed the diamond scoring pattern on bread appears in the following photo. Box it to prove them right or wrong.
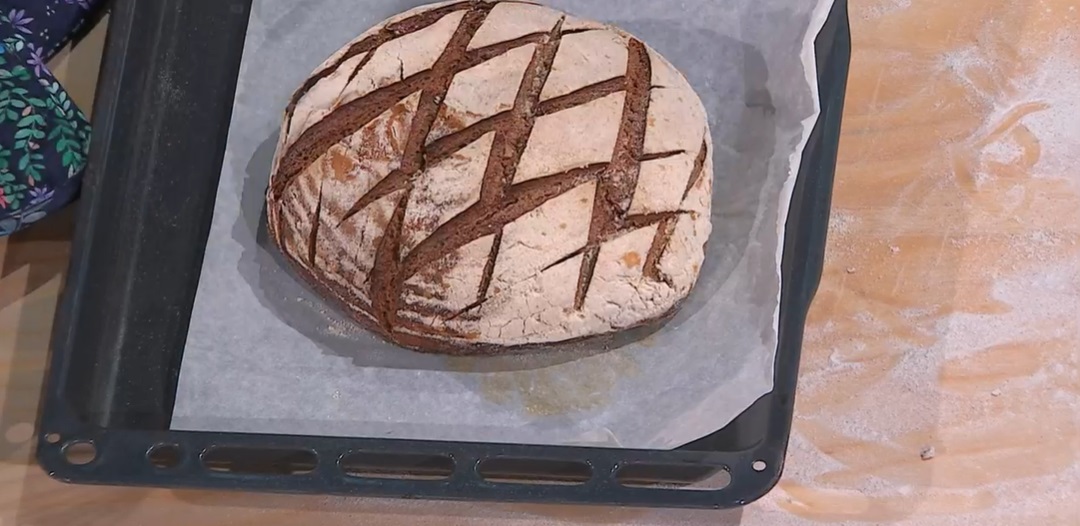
[266,0,712,353]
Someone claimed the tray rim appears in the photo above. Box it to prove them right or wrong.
[35,0,851,509]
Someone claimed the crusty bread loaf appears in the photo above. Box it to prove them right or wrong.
[266,0,713,354]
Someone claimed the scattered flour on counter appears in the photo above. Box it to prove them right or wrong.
[980,140,1024,165]
[828,210,857,236]
[860,0,913,20]
[932,258,1080,364]
[750,23,1080,526]
[944,33,1080,189]
[1020,41,1080,180]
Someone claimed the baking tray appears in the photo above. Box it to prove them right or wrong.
[35,0,850,509]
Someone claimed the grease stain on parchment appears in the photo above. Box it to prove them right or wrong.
[449,353,641,417]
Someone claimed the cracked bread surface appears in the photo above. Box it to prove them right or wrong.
[266,0,713,354]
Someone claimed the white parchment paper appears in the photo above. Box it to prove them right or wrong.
[172,0,836,449]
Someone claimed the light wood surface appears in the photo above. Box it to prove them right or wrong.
[2,1,1079,524]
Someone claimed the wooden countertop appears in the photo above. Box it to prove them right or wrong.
[2,1,1078,524]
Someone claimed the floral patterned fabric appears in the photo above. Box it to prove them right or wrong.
[1,1,104,236]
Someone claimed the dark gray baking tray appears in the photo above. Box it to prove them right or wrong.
[35,0,850,509]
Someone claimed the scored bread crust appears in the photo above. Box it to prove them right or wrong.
[266,0,713,354]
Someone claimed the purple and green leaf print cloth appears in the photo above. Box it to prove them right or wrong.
[1,0,105,236]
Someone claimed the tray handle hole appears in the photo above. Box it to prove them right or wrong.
[201,446,317,475]
[340,451,455,481]
[615,463,731,491]
[477,457,592,486]
[62,440,97,466]
[148,443,183,469]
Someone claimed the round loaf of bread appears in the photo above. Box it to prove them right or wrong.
[266,0,713,354]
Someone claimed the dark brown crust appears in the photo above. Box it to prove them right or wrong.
[643,216,678,286]
[642,139,709,285]
[400,161,607,280]
[272,15,605,202]
[280,2,476,143]
[367,5,494,332]
[307,182,324,265]
[470,18,565,310]
[280,243,685,356]
[267,1,708,353]
[573,39,653,310]
[540,210,687,274]
[279,1,557,142]
[682,138,710,201]
[335,75,629,225]
[475,229,503,305]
